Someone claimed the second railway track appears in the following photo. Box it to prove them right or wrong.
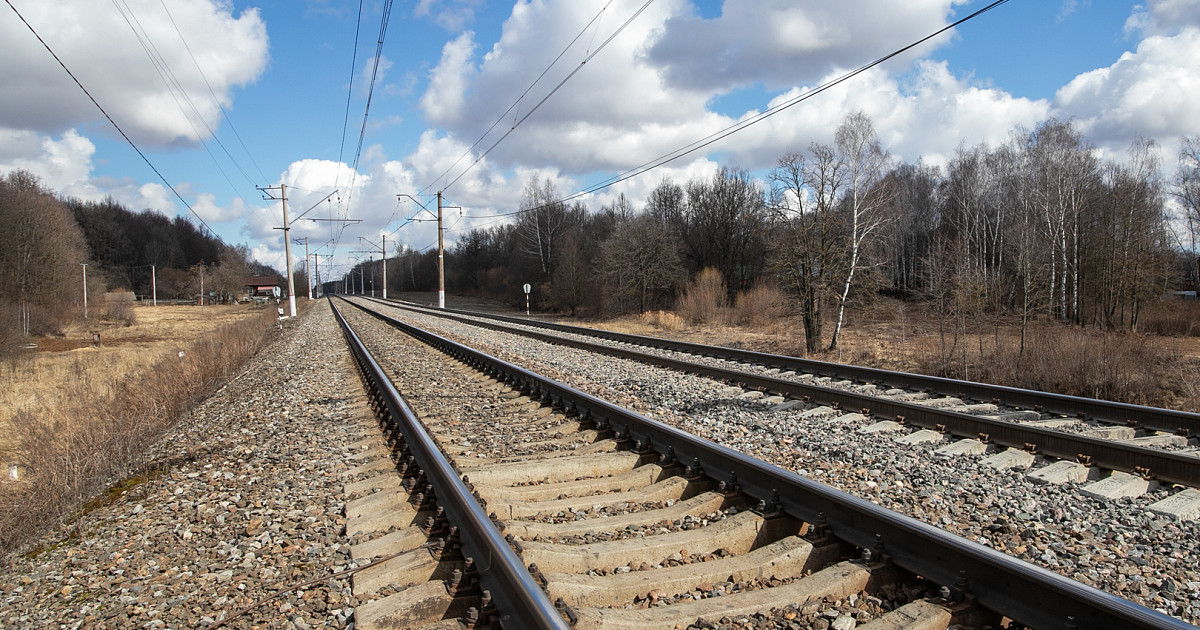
[332,297,1200,629]
[358,297,1200,489]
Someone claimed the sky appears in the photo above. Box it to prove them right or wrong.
[2,0,1199,281]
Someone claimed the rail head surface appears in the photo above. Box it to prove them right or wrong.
[365,297,1200,488]
[377,297,1200,436]
[331,301,569,630]
[342,297,1196,630]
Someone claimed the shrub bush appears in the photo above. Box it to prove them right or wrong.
[677,267,727,325]
[731,282,786,327]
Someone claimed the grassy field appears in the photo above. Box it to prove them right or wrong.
[0,300,286,554]
[0,303,271,470]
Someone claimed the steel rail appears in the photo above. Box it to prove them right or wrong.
[359,297,1200,488]
[330,301,569,630]
[342,296,1195,630]
[373,297,1200,436]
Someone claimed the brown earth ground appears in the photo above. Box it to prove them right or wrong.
[0,302,276,465]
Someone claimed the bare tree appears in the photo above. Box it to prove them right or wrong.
[516,175,572,280]
[654,168,767,290]
[550,233,587,316]
[1175,135,1200,289]
[1024,120,1101,323]
[1094,137,1167,330]
[0,171,89,335]
[828,112,894,350]
[600,214,685,314]
[768,150,842,353]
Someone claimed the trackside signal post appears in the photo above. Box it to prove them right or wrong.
[524,283,531,315]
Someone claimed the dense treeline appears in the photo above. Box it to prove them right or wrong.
[0,170,274,340]
[378,116,1198,353]
[66,197,279,301]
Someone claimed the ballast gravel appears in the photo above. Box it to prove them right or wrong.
[356,298,1200,625]
[0,304,375,629]
[336,304,942,629]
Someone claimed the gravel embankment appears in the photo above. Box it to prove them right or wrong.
[356,299,1200,624]
[0,303,371,629]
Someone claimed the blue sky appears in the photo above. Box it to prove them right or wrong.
[3,0,1199,277]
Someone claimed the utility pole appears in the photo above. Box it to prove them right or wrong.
[81,263,88,319]
[397,192,447,308]
[358,235,388,299]
[437,190,445,309]
[258,184,297,317]
[302,237,312,300]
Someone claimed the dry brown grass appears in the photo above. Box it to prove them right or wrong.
[580,296,1200,412]
[0,301,285,556]
[0,303,267,461]
[677,267,728,325]
[637,310,685,331]
[1138,300,1200,337]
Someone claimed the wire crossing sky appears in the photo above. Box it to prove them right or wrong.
[1,0,1197,274]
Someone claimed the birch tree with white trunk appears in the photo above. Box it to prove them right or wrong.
[828,112,894,351]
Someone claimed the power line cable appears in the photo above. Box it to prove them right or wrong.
[561,0,1012,202]
[420,0,618,195]
[334,0,394,256]
[441,0,656,193]
[470,0,1012,221]
[4,0,219,238]
[111,0,257,194]
[334,0,365,194]
[157,0,269,182]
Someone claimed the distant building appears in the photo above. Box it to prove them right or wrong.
[244,276,283,299]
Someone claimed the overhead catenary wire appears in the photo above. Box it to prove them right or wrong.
[440,0,657,194]
[466,0,1013,222]
[329,0,392,268]
[4,0,219,238]
[333,0,366,196]
[565,0,1013,203]
[420,0,619,196]
[157,0,269,182]
[342,0,395,212]
[110,0,258,197]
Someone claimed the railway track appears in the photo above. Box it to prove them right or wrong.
[332,297,1196,629]
[355,297,1200,499]
[362,297,1200,438]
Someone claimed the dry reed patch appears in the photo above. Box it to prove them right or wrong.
[0,303,269,465]
[0,305,279,556]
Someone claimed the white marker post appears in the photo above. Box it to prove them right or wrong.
[523,283,531,316]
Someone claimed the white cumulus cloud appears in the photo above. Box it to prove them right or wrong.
[0,0,268,147]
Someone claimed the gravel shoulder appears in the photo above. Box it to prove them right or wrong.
[0,302,372,629]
